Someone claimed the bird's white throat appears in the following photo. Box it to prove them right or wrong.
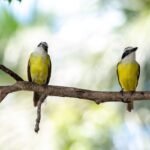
[122,52,136,63]
[34,47,46,56]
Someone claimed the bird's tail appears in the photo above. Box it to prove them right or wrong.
[33,92,41,107]
[127,101,133,112]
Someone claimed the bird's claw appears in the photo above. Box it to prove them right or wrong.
[121,97,129,103]
[120,89,124,97]
[120,89,129,103]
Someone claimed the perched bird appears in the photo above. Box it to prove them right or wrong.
[28,42,51,106]
[117,47,140,112]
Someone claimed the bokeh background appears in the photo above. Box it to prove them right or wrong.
[0,0,150,149]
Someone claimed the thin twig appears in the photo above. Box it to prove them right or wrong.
[34,94,47,133]
[34,101,42,133]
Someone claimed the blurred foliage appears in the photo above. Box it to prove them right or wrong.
[7,0,21,3]
[0,9,20,83]
[50,102,122,150]
[0,0,150,150]
[0,10,19,63]
[99,0,150,22]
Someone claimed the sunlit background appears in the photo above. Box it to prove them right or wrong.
[0,0,150,149]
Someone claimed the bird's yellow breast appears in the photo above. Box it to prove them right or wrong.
[117,62,139,91]
[29,53,50,84]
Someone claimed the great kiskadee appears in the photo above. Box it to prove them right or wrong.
[27,42,51,106]
[117,47,140,112]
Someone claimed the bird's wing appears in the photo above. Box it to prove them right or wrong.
[27,57,32,82]
[136,63,140,88]
[116,61,122,89]
[137,63,140,80]
[46,55,52,85]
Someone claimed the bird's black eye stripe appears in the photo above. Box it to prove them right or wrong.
[121,50,130,59]
[37,43,42,47]
[42,44,48,52]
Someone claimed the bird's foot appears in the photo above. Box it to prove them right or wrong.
[120,89,124,96]
[130,91,135,96]
[120,89,127,103]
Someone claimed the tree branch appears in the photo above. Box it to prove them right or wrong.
[0,64,149,132]
[0,81,149,103]
[0,64,148,104]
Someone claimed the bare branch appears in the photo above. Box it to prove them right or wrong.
[0,65,23,81]
[0,64,148,104]
[0,64,150,132]
[34,94,47,133]
[0,81,149,103]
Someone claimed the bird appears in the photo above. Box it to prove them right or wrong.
[27,42,51,107]
[117,47,140,112]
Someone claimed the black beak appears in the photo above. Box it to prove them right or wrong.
[130,47,138,53]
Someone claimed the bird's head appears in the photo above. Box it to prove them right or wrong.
[37,42,48,52]
[122,47,138,59]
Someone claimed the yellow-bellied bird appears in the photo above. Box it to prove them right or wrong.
[117,47,140,112]
[28,42,51,106]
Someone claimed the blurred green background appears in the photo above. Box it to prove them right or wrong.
[0,0,150,149]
